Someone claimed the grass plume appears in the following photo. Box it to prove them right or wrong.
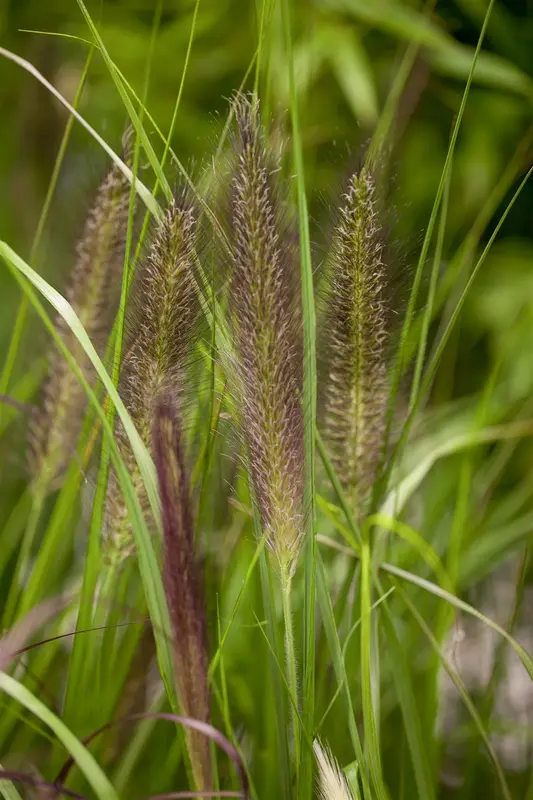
[229,94,304,577]
[322,168,388,517]
[29,135,132,495]
[152,394,210,791]
[104,196,200,562]
[313,740,355,800]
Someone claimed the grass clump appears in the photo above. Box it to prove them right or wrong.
[2,1,533,798]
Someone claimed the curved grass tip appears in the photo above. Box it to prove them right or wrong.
[229,93,304,577]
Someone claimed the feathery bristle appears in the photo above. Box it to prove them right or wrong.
[29,138,133,494]
[104,198,199,561]
[229,94,304,575]
[323,169,388,516]
[313,740,355,800]
[152,395,210,791]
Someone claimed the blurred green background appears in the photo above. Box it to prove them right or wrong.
[2,0,533,796]
[1,0,533,399]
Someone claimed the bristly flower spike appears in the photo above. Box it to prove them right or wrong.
[323,168,388,517]
[152,395,211,791]
[104,196,200,562]
[229,93,304,578]
[313,740,356,800]
[29,134,133,494]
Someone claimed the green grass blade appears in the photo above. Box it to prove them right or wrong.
[0,359,45,439]
[316,552,371,798]
[318,444,437,800]
[367,0,437,163]
[125,0,201,274]
[379,604,435,800]
[383,118,533,513]
[280,1,317,795]
[401,0,494,392]
[75,0,172,204]
[0,243,176,709]
[0,242,158,518]
[0,46,93,428]
[365,513,452,591]
[410,150,451,406]
[329,0,531,94]
[112,689,165,793]
[159,0,200,178]
[380,0,496,491]
[381,419,533,519]
[316,586,394,734]
[317,431,361,545]
[396,584,512,800]
[0,491,31,578]
[0,46,159,218]
[208,531,268,680]
[420,165,533,400]
[258,549,291,796]
[403,122,533,367]
[0,673,118,800]
[383,167,533,480]
[360,538,388,800]
[0,768,23,800]
[0,302,28,431]
[381,564,533,680]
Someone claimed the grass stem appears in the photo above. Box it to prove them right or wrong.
[281,570,300,783]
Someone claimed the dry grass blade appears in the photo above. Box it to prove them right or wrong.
[229,93,304,576]
[104,197,200,562]
[323,169,388,517]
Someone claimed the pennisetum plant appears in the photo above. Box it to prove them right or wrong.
[322,167,389,519]
[228,93,304,575]
[320,169,390,800]
[104,195,200,564]
[227,93,305,768]
[152,394,211,792]
[29,132,133,498]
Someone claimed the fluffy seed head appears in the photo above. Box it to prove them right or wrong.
[229,94,304,575]
[152,395,210,790]
[29,139,132,494]
[104,198,200,561]
[323,169,388,516]
[313,740,355,800]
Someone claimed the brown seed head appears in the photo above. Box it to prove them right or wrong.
[104,198,200,561]
[29,138,133,494]
[323,169,388,516]
[229,94,304,575]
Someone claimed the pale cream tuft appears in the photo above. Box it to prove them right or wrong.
[313,739,355,800]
